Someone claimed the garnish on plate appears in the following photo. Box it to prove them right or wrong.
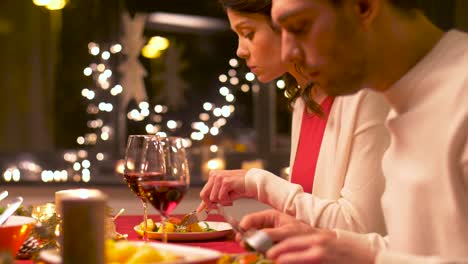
[217,253,273,264]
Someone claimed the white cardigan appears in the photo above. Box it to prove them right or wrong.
[244,89,390,234]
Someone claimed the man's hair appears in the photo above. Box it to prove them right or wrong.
[220,0,421,14]
[390,0,422,10]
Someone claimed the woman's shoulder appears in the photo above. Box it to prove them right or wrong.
[291,97,305,111]
[337,89,388,109]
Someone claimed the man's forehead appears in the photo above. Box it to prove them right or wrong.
[271,0,314,22]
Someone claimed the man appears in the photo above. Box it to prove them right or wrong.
[239,0,468,263]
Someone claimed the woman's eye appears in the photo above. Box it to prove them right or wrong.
[242,31,254,39]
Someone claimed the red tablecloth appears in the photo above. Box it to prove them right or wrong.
[15,214,246,263]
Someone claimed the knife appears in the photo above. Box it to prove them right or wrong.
[0,196,24,225]
[216,204,273,253]
[215,204,246,235]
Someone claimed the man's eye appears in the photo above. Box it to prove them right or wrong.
[287,22,307,34]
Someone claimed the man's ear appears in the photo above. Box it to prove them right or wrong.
[353,0,380,27]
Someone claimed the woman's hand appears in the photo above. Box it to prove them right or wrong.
[198,169,253,211]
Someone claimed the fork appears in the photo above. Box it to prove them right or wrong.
[179,209,209,227]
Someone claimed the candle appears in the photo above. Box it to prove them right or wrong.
[55,188,102,217]
[60,188,107,264]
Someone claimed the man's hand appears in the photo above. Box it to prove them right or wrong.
[267,231,376,264]
[239,209,316,242]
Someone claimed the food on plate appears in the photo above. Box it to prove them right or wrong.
[106,240,181,264]
[138,217,216,233]
[217,253,273,264]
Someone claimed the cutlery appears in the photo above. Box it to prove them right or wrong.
[216,204,273,253]
[215,204,245,234]
[0,196,24,225]
[179,209,208,227]
[113,208,125,221]
[0,191,8,202]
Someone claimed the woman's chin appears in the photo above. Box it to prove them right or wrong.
[256,74,275,84]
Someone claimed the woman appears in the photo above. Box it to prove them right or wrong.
[199,0,390,234]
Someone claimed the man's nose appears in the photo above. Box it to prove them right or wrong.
[281,33,303,64]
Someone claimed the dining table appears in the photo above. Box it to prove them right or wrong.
[15,214,247,263]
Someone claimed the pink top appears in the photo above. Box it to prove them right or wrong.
[290,96,335,193]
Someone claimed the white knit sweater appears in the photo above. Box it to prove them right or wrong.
[336,30,468,263]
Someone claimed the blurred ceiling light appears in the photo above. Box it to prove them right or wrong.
[33,0,51,6]
[142,45,162,59]
[147,12,229,32]
[45,0,67,10]
[149,36,170,51]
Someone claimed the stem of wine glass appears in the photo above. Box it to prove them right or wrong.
[161,214,168,243]
[142,200,148,242]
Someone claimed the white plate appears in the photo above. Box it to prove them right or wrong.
[39,241,222,264]
[134,221,233,241]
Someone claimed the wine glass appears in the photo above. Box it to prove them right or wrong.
[123,135,166,241]
[139,136,190,243]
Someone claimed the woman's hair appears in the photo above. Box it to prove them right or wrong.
[218,0,271,16]
[218,0,323,115]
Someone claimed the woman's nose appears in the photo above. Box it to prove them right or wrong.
[236,43,249,59]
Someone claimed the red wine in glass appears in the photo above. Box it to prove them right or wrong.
[123,172,164,199]
[124,135,166,241]
[140,181,188,217]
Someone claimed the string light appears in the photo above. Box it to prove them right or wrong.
[226,94,235,102]
[218,74,228,83]
[245,72,255,81]
[276,79,286,89]
[3,47,261,184]
[210,145,218,152]
[229,58,239,68]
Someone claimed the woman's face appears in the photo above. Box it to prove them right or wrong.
[227,9,287,83]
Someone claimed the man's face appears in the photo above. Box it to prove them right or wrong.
[271,0,371,96]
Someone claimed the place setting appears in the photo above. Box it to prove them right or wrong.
[0,135,273,264]
[110,134,271,263]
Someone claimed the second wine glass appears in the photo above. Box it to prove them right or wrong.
[139,136,190,243]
